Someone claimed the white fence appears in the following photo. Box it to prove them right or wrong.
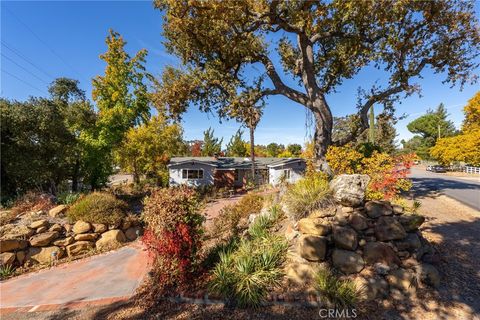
[464,166,480,174]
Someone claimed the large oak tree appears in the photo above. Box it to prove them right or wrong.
[154,0,479,169]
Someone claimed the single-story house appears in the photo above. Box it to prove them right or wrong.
[168,157,306,188]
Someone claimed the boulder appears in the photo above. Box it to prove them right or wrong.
[29,231,59,247]
[354,276,389,301]
[285,262,318,286]
[310,208,336,218]
[363,242,401,267]
[26,246,64,264]
[395,233,422,251]
[64,224,72,233]
[416,263,440,288]
[29,219,48,229]
[49,224,63,233]
[53,236,74,247]
[386,268,415,292]
[392,204,404,215]
[125,226,143,241]
[66,241,94,256]
[333,226,358,250]
[349,213,368,231]
[297,218,331,236]
[0,252,16,266]
[96,229,126,251]
[332,249,365,274]
[36,226,48,233]
[398,215,425,232]
[334,210,350,226]
[0,239,28,253]
[16,250,26,264]
[48,205,67,218]
[1,225,35,239]
[341,206,354,213]
[298,235,327,261]
[74,233,98,241]
[121,220,132,231]
[365,201,393,218]
[92,223,107,233]
[375,216,407,241]
[329,174,370,207]
[72,221,91,234]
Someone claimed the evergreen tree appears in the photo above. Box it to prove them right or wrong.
[201,127,222,156]
[226,129,247,157]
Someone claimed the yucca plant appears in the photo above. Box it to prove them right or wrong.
[248,205,284,240]
[315,268,359,308]
[0,264,15,280]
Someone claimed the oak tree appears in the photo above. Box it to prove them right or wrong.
[154,0,479,169]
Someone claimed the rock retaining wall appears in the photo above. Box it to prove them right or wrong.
[0,207,143,268]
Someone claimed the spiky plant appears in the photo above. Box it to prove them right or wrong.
[315,268,359,308]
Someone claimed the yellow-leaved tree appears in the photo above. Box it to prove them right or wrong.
[115,115,186,185]
[430,92,480,166]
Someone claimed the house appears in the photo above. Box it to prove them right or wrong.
[168,157,306,188]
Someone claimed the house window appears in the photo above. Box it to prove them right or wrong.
[182,169,204,180]
[282,169,291,179]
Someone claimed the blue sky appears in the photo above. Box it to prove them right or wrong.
[1,1,479,148]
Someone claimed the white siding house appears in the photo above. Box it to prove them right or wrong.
[168,160,216,187]
[268,159,307,186]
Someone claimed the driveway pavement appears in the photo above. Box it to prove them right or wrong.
[409,167,480,211]
[0,243,150,314]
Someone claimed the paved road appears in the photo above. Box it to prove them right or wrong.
[409,167,480,211]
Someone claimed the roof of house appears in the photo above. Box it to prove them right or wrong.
[168,157,305,169]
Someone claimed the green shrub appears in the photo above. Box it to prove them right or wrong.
[209,206,287,308]
[211,193,264,237]
[67,192,128,225]
[57,192,81,205]
[283,173,331,220]
[315,268,359,308]
[247,205,283,239]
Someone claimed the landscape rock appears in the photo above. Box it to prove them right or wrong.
[386,268,415,292]
[395,233,422,251]
[49,224,63,233]
[334,210,350,226]
[92,223,107,233]
[64,224,72,233]
[355,276,389,301]
[66,241,94,256]
[333,226,358,250]
[1,225,35,239]
[36,226,48,233]
[332,249,365,274]
[330,174,370,207]
[398,214,425,232]
[53,236,74,247]
[373,262,391,275]
[298,235,327,261]
[392,204,404,215]
[48,205,67,218]
[349,213,368,231]
[297,218,331,236]
[285,262,318,285]
[29,219,48,229]
[416,263,441,288]
[365,201,393,218]
[0,239,28,253]
[72,221,91,234]
[125,226,142,241]
[96,229,126,251]
[121,220,132,231]
[310,208,336,218]
[0,252,16,266]
[363,242,401,267]
[29,231,59,247]
[341,206,354,213]
[375,216,407,241]
[26,246,64,264]
[74,233,98,241]
[16,250,26,264]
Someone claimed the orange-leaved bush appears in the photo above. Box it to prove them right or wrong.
[326,145,414,200]
[142,186,204,292]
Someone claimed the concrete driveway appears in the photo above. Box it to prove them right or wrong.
[409,167,480,211]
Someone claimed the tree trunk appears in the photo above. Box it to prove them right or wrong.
[311,99,333,175]
[249,124,256,186]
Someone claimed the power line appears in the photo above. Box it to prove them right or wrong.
[1,53,50,85]
[6,7,84,79]
[2,69,46,94]
[1,41,55,80]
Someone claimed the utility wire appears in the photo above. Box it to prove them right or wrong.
[1,53,50,85]
[2,69,46,94]
[6,7,84,79]
[1,41,55,80]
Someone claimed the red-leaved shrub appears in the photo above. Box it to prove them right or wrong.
[142,187,204,292]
